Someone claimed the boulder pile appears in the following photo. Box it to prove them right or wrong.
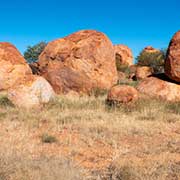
[1,30,180,108]
[137,31,180,102]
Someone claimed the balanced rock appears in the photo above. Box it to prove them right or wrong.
[165,31,180,82]
[38,30,118,94]
[137,77,180,102]
[143,46,160,53]
[135,66,153,80]
[114,45,133,66]
[8,76,55,108]
[0,42,32,90]
[107,85,139,104]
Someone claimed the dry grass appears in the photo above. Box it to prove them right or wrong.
[0,93,179,179]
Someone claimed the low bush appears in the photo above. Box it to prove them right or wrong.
[136,49,166,73]
[0,96,14,107]
[41,133,57,143]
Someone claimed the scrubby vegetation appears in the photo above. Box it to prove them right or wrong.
[24,41,47,63]
[0,93,179,179]
[136,49,167,73]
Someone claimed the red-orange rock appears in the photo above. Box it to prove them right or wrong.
[143,46,160,53]
[165,31,180,82]
[8,75,55,108]
[107,85,139,104]
[38,30,118,94]
[0,42,32,90]
[137,77,180,101]
[114,45,133,66]
[135,66,153,80]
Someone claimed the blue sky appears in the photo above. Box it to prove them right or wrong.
[0,0,180,59]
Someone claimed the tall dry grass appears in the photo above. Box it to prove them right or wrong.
[0,92,179,179]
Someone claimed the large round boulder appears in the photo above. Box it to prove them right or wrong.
[8,76,55,108]
[106,85,139,104]
[0,42,32,90]
[38,30,118,94]
[114,44,133,66]
[137,77,180,102]
[165,31,180,82]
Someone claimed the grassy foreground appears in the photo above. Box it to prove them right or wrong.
[0,93,180,180]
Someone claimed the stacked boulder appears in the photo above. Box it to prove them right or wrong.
[143,46,160,53]
[137,31,180,102]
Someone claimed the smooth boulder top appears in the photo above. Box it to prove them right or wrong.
[137,76,180,102]
[107,85,139,104]
[0,42,28,65]
[0,42,32,90]
[38,30,118,94]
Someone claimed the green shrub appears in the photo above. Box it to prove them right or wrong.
[136,49,166,73]
[0,96,14,107]
[24,42,47,63]
[41,133,57,143]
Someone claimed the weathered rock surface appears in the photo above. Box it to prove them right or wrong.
[8,76,55,108]
[114,45,133,66]
[136,66,153,80]
[107,85,139,104]
[143,46,160,53]
[165,31,180,82]
[38,30,118,94]
[0,42,32,90]
[40,63,93,93]
[137,76,180,102]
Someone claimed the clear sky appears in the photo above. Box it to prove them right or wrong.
[0,0,180,59]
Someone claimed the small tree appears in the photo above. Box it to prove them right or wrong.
[136,48,166,74]
[24,42,47,63]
